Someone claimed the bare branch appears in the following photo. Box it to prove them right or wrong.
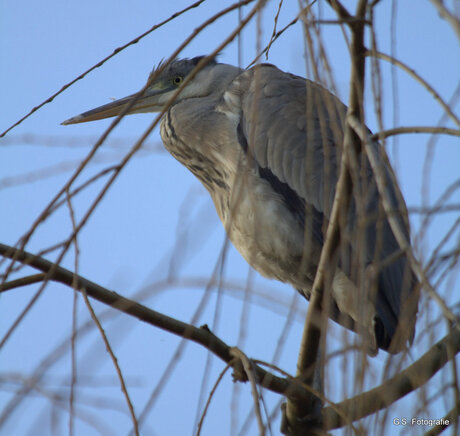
[322,325,460,429]
[0,242,311,403]
[0,0,207,137]
[231,348,266,435]
[424,404,459,436]
[429,0,460,42]
[81,288,139,436]
[366,50,460,128]
[1,242,459,432]
[371,126,460,141]
[197,361,233,436]
[0,273,45,292]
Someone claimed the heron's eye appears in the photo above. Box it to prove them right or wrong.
[173,76,184,86]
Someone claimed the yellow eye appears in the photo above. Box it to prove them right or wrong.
[173,76,183,86]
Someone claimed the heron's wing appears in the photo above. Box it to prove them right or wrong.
[235,64,417,351]
[236,64,346,246]
[238,65,346,216]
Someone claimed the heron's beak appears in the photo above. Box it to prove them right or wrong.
[61,87,170,125]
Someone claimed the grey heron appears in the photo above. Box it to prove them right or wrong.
[62,56,418,355]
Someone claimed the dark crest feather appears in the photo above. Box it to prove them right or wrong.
[149,55,217,80]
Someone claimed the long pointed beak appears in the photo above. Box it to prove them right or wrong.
[61,88,168,125]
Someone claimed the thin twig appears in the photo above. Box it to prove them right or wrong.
[371,126,460,141]
[248,1,317,69]
[66,188,79,436]
[429,0,460,42]
[0,0,207,137]
[81,287,140,436]
[231,348,266,436]
[48,166,119,216]
[0,273,45,292]
[265,0,284,60]
[366,50,460,128]
[133,244,234,434]
[196,361,233,436]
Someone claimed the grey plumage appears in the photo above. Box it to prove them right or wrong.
[62,56,418,354]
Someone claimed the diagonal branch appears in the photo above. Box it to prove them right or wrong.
[1,242,459,431]
[81,288,139,436]
[366,50,460,128]
[0,0,207,138]
[0,273,46,292]
[0,242,308,403]
[322,324,460,429]
[429,0,460,42]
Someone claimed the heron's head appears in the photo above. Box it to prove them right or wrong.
[62,56,241,125]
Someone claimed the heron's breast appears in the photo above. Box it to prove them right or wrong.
[160,109,232,192]
[219,173,312,284]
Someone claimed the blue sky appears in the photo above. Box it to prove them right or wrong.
[1,1,459,435]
